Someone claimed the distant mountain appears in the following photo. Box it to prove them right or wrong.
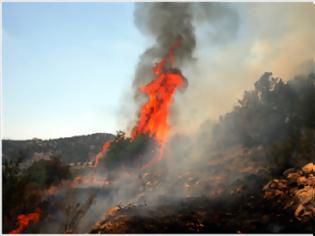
[2,133,114,164]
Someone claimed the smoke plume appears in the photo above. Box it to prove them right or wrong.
[132,3,195,92]
[127,2,241,133]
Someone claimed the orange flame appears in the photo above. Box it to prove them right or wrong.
[94,141,112,167]
[9,208,41,234]
[95,38,184,168]
[131,38,184,162]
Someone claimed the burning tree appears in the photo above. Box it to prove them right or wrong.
[95,38,186,170]
[96,131,159,172]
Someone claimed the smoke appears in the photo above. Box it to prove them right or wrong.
[5,3,315,233]
[38,3,315,232]
[293,59,315,76]
[126,2,241,134]
[133,3,196,87]
[107,2,266,213]
[60,3,315,232]
[114,2,315,210]
[170,3,315,135]
[192,3,240,44]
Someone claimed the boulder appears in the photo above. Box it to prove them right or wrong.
[302,163,315,174]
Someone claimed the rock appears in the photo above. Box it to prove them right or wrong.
[277,179,288,189]
[283,168,296,177]
[294,186,315,221]
[287,172,300,184]
[106,206,121,217]
[295,186,315,204]
[263,164,315,222]
[302,163,315,174]
[306,176,315,186]
[297,176,308,186]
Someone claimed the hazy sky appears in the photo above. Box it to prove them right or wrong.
[3,3,315,140]
[3,3,147,139]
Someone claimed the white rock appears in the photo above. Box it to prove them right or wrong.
[302,163,315,174]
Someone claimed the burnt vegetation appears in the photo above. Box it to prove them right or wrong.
[2,155,71,233]
[90,72,315,233]
[2,72,315,233]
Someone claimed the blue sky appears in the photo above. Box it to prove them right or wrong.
[3,3,147,139]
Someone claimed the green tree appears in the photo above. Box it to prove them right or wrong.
[99,131,159,171]
[24,155,71,189]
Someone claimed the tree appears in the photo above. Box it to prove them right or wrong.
[24,155,71,189]
[99,131,159,171]
[211,73,315,171]
[2,154,72,233]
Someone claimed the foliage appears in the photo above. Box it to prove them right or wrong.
[2,155,40,232]
[2,133,114,164]
[212,72,315,171]
[100,131,159,171]
[213,73,315,147]
[2,153,71,233]
[24,155,71,189]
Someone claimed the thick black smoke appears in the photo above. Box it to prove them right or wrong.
[132,3,240,89]
[128,3,240,131]
[133,3,196,90]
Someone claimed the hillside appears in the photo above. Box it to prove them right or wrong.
[89,146,315,233]
[3,72,315,233]
[2,133,114,164]
[89,73,315,233]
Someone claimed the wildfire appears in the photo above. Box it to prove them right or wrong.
[95,38,185,167]
[94,141,112,167]
[10,208,41,234]
[131,38,184,147]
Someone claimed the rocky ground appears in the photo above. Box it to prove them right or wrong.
[263,162,315,223]
[89,147,315,233]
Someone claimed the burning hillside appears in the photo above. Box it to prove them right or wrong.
[9,208,41,234]
[90,155,315,233]
[131,38,186,163]
[3,2,315,234]
[95,38,186,169]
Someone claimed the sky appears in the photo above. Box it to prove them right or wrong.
[3,3,147,139]
[2,3,315,140]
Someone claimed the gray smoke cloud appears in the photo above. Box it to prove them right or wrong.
[133,3,196,90]
[77,3,315,232]
[124,3,240,133]
[132,2,240,89]
[192,3,240,44]
[94,4,315,232]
